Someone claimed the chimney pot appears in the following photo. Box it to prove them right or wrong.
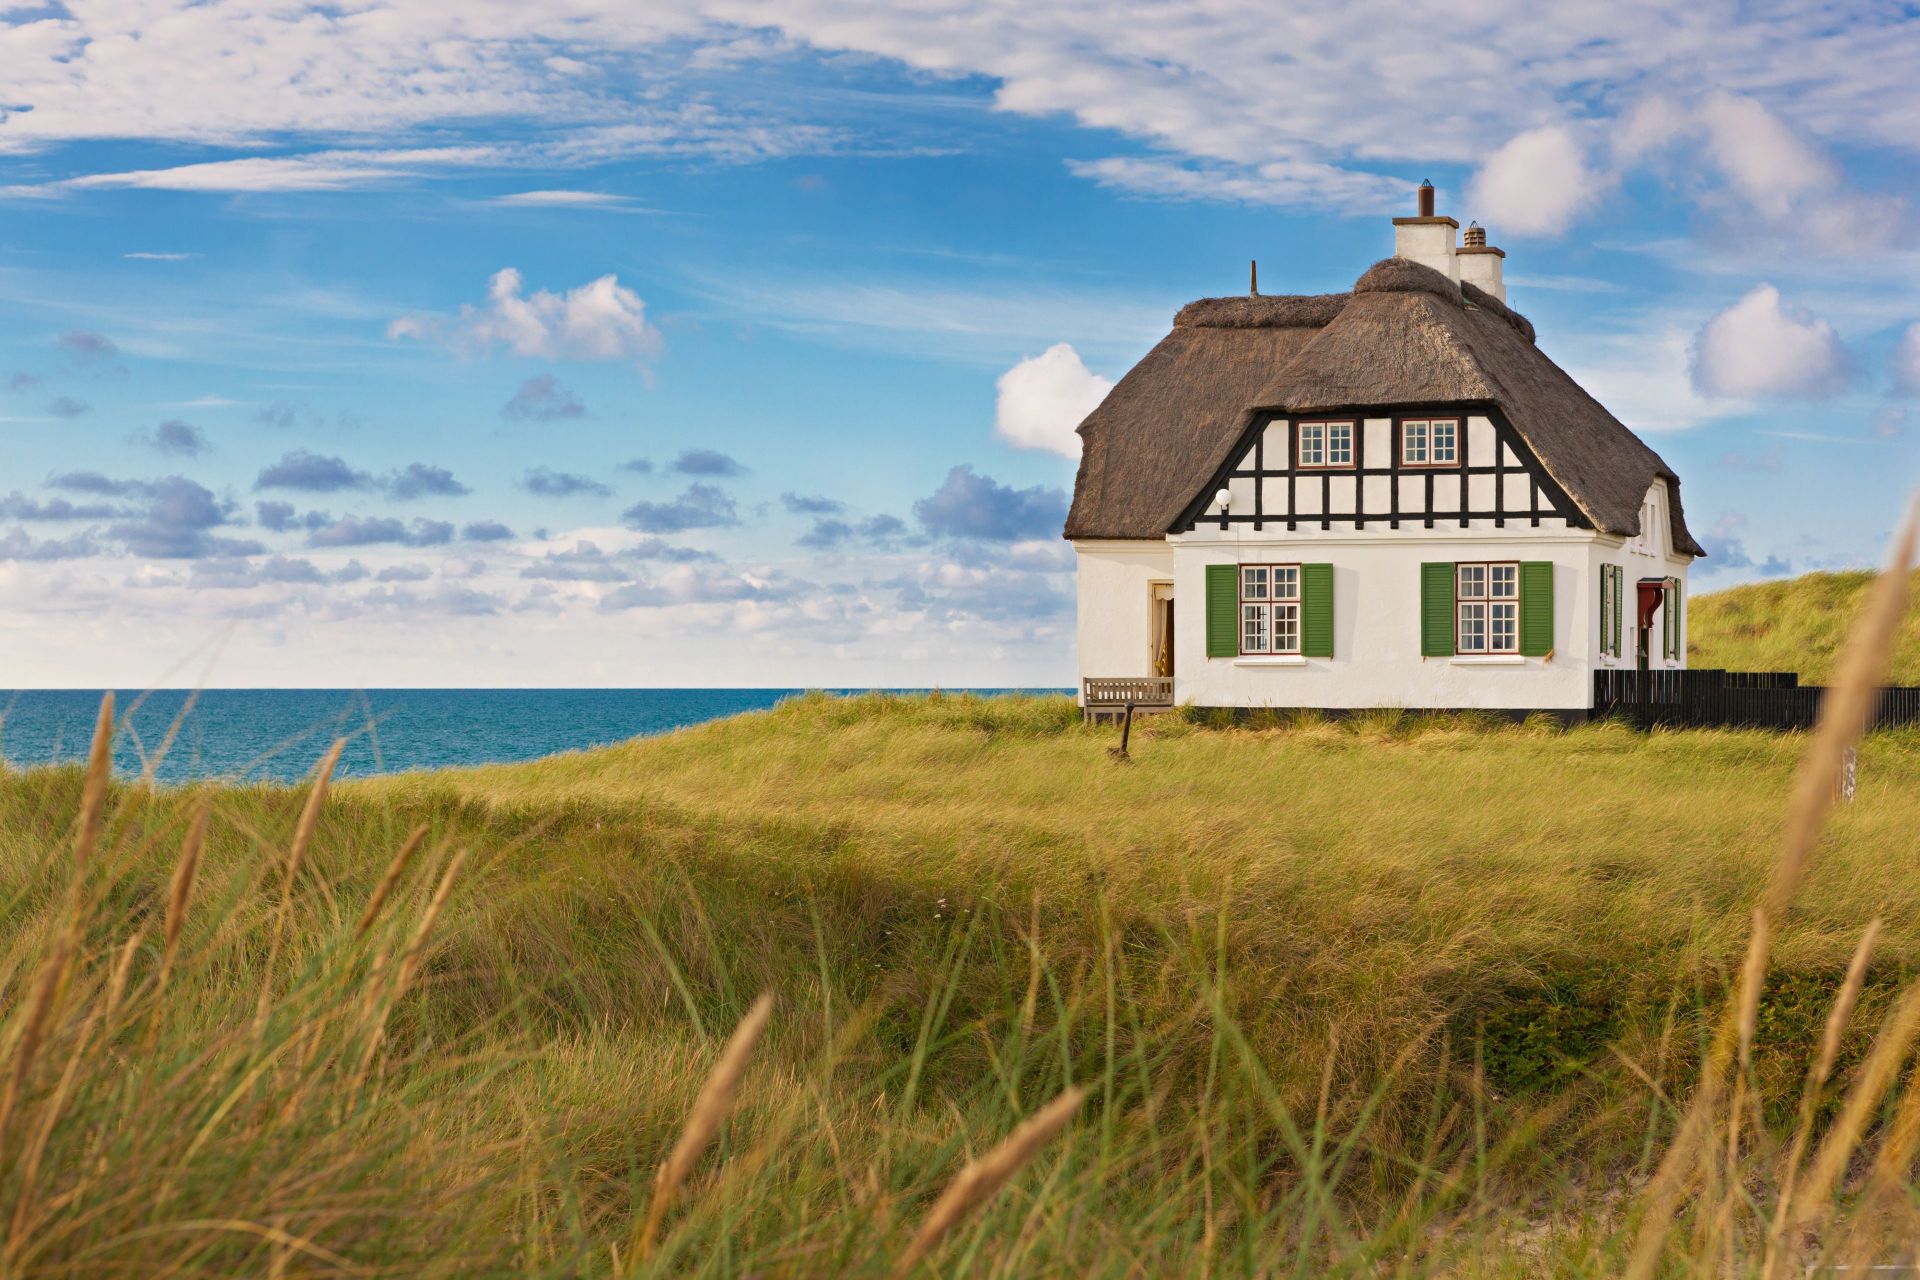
[1417,179,1435,218]
[1463,222,1486,248]
[1249,259,1259,296]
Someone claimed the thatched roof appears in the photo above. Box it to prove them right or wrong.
[1064,258,1703,556]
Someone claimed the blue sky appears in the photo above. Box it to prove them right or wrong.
[0,2,1916,687]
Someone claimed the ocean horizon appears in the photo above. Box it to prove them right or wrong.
[0,688,1071,785]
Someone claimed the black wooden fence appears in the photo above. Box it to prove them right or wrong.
[1594,668,1920,730]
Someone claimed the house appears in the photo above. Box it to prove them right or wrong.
[1065,183,1703,719]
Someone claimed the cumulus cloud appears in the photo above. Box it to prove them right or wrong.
[1614,93,1903,251]
[461,519,517,541]
[306,515,455,548]
[670,449,747,477]
[388,268,659,363]
[110,476,264,559]
[1467,126,1599,237]
[1894,324,1920,395]
[994,343,1111,457]
[190,555,370,589]
[1698,513,1791,578]
[621,483,739,533]
[255,449,373,492]
[0,493,124,520]
[501,374,587,422]
[797,513,909,550]
[384,462,469,499]
[56,330,118,363]
[781,492,845,515]
[1691,285,1850,399]
[519,537,717,581]
[255,499,300,532]
[0,528,101,561]
[48,470,140,496]
[136,418,207,456]
[913,465,1066,542]
[521,467,612,498]
[618,457,654,474]
[47,396,90,419]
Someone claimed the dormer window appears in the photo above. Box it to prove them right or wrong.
[1298,420,1354,469]
[1400,417,1458,467]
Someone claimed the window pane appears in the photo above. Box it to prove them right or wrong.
[1432,420,1457,463]
[1457,602,1486,652]
[1490,602,1517,651]
[1403,420,1426,463]
[1328,422,1353,465]
[1489,564,1518,598]
[1457,564,1486,600]
[1300,423,1324,465]
[1241,603,1269,654]
[1273,565,1300,600]
[1273,603,1300,654]
[1241,565,1269,600]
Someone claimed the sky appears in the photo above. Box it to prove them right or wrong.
[0,1,1916,689]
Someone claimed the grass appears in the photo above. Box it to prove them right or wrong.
[1691,569,1920,685]
[0,565,1917,1273]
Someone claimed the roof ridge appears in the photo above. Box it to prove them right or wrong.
[1174,294,1348,330]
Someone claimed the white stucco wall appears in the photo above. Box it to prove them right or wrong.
[1073,482,1693,711]
[1072,540,1174,694]
[1591,479,1692,671]
[1167,531,1597,710]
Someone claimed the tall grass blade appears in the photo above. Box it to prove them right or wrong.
[631,992,774,1265]
[890,1084,1086,1278]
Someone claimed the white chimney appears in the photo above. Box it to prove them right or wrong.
[1456,221,1506,304]
[1391,179,1459,284]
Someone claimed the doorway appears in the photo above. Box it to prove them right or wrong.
[1635,579,1666,671]
[1149,582,1174,677]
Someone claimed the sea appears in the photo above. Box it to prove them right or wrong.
[0,688,1068,785]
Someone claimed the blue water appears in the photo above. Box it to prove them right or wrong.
[0,689,1068,785]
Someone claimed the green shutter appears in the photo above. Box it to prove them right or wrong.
[1205,564,1239,658]
[1301,563,1334,658]
[1519,561,1554,657]
[1598,567,1610,656]
[1664,579,1680,660]
[1420,562,1454,657]
[1605,564,1620,656]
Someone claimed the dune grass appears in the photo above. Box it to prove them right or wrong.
[1690,569,1920,685]
[0,684,1918,1275]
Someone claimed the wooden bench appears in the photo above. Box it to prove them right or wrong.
[1082,676,1175,724]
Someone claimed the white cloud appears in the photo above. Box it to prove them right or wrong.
[1563,325,1748,432]
[993,344,1112,458]
[1893,323,1920,395]
[1691,284,1850,399]
[1609,93,1904,253]
[1467,126,1598,237]
[487,190,639,207]
[388,269,660,363]
[0,3,1915,223]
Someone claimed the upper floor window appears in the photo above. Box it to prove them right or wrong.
[1456,562,1518,654]
[1298,420,1354,469]
[1239,564,1301,654]
[1400,417,1459,466]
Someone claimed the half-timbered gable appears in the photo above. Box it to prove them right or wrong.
[1065,186,1702,719]
[1179,409,1576,536]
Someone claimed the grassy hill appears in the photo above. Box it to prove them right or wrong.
[1690,569,1920,684]
[3,692,1920,1274]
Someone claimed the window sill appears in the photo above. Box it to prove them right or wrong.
[1450,655,1525,666]
[1233,655,1307,667]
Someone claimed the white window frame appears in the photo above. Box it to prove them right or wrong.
[1456,561,1519,655]
[1298,420,1355,470]
[1239,563,1302,655]
[1399,417,1459,467]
